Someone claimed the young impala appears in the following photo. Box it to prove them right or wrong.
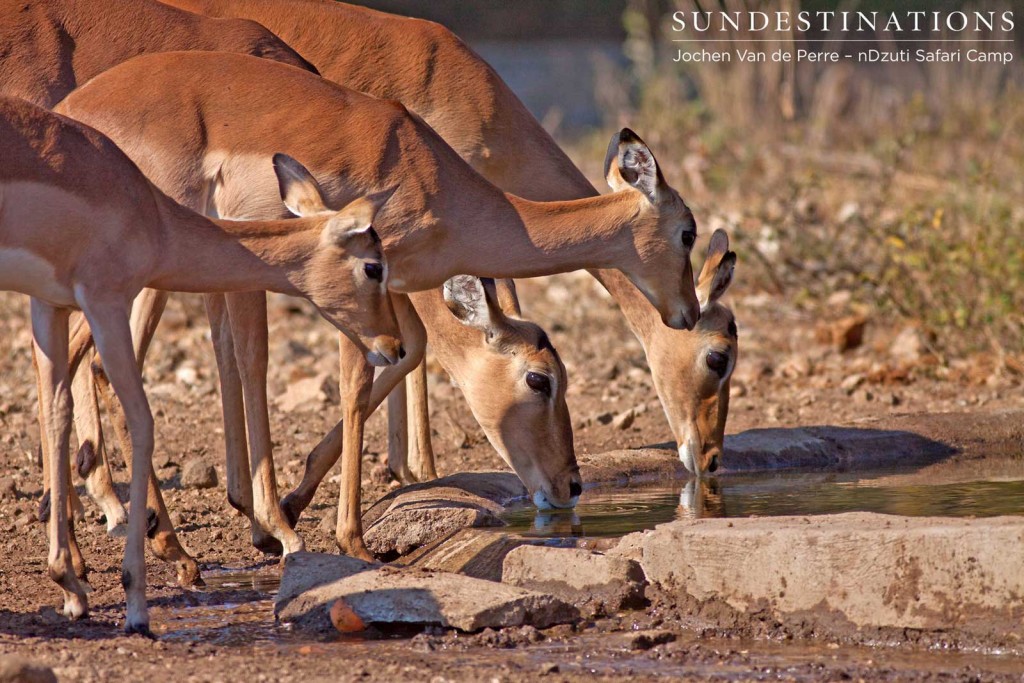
[0,97,401,635]
[57,49,701,560]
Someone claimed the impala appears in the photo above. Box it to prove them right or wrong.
[0,0,319,585]
[163,0,734,479]
[0,97,401,634]
[57,49,700,559]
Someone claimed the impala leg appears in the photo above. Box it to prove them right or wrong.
[31,299,88,620]
[226,291,303,556]
[71,348,127,533]
[66,473,87,580]
[81,298,155,636]
[204,294,257,527]
[386,377,416,484]
[33,346,52,523]
[282,294,427,526]
[406,359,438,482]
[335,333,374,560]
[94,288,201,589]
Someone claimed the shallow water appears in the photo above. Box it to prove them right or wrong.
[500,469,1024,538]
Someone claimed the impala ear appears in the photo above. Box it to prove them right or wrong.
[273,153,330,217]
[493,279,522,317]
[319,196,385,249]
[697,229,736,310]
[443,275,507,339]
[604,128,666,202]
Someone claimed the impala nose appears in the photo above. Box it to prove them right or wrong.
[569,481,583,498]
[707,454,720,473]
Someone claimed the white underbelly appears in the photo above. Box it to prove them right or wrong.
[0,248,76,306]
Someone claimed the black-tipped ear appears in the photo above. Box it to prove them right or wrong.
[273,153,329,217]
[604,128,665,202]
[697,231,737,310]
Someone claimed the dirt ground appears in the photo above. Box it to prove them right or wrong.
[1,253,1022,681]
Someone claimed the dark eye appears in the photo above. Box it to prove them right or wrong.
[364,262,383,282]
[525,371,551,396]
[681,231,696,248]
[706,351,730,378]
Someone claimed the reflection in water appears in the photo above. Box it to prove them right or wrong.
[499,471,1024,539]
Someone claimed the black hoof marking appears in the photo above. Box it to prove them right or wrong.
[38,490,51,523]
[146,508,159,539]
[121,569,133,590]
[279,495,301,529]
[76,441,97,478]
[125,623,157,640]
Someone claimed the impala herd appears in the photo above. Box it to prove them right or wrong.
[0,0,738,637]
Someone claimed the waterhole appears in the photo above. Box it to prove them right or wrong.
[500,469,1024,539]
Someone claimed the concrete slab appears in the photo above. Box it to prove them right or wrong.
[628,512,1024,636]
[275,551,578,633]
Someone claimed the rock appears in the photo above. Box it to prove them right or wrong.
[275,552,578,633]
[816,315,867,352]
[174,363,199,387]
[180,460,218,489]
[779,354,812,379]
[594,411,614,426]
[0,657,57,683]
[538,662,560,676]
[891,325,925,362]
[274,373,336,413]
[0,477,17,499]
[361,472,525,557]
[840,373,865,394]
[836,202,860,224]
[501,546,646,616]
[611,408,635,431]
[400,529,538,582]
[627,629,676,651]
[318,508,337,537]
[630,513,1024,637]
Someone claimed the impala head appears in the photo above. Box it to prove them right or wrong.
[604,128,702,331]
[441,276,581,509]
[648,229,738,477]
[273,153,403,366]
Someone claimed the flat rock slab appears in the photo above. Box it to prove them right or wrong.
[628,512,1024,636]
[580,426,954,485]
[276,551,578,633]
[502,545,647,617]
[362,472,526,557]
[398,528,542,582]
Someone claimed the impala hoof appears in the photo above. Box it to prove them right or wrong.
[125,622,157,640]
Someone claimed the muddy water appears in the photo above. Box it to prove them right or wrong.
[500,468,1024,538]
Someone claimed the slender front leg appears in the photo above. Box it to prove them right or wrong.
[406,359,438,482]
[80,298,155,637]
[31,299,88,620]
[204,294,257,539]
[94,357,201,587]
[335,333,374,560]
[282,294,427,525]
[71,348,127,533]
[386,377,416,483]
[225,291,303,556]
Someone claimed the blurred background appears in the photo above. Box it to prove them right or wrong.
[350,0,1024,365]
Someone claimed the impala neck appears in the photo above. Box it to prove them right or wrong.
[388,189,644,291]
[148,197,315,296]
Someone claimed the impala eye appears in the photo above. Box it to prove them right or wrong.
[364,262,384,282]
[681,230,697,248]
[526,372,551,396]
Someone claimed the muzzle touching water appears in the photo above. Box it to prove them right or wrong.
[533,489,581,511]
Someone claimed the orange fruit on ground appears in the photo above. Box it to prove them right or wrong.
[329,598,365,633]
